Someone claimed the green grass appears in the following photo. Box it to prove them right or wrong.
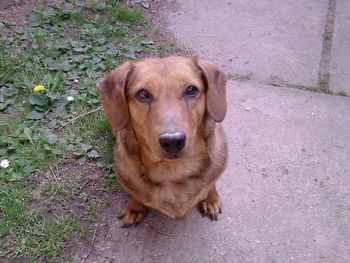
[304,86,323,93]
[323,30,333,41]
[337,90,347,96]
[157,41,177,57]
[108,3,143,24]
[318,79,330,93]
[0,0,154,261]
[227,73,252,81]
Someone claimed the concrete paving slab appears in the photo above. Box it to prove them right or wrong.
[330,0,350,94]
[87,82,350,263]
[166,0,328,87]
[79,1,350,262]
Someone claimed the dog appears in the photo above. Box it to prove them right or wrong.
[97,56,228,226]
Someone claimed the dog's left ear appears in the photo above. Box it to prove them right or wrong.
[196,58,227,122]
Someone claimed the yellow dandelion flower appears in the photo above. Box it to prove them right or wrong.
[33,85,45,92]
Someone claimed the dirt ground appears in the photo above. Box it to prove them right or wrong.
[2,1,350,263]
[0,1,184,262]
[0,0,62,27]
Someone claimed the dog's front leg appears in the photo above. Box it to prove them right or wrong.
[118,197,149,227]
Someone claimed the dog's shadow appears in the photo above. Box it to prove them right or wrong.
[93,190,225,258]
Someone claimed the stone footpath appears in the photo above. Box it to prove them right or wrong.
[83,1,350,262]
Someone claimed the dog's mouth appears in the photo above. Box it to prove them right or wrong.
[162,152,184,160]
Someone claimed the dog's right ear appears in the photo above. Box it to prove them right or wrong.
[97,61,133,133]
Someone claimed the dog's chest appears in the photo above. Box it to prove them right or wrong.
[143,155,210,218]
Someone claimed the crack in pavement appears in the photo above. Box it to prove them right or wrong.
[228,72,350,98]
[227,0,344,97]
[318,0,337,92]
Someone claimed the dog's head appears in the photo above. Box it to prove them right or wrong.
[97,56,227,161]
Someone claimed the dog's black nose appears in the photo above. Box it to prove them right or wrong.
[159,131,186,153]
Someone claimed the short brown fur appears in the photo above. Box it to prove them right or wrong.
[97,56,228,225]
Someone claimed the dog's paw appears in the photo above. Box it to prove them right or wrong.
[118,201,148,228]
[199,199,222,221]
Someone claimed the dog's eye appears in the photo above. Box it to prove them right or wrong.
[136,89,152,103]
[184,85,199,98]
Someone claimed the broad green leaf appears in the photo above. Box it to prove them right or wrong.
[23,127,32,141]
[125,42,142,53]
[75,0,85,7]
[47,134,58,144]
[34,106,46,112]
[2,20,16,27]
[6,98,16,105]
[91,56,102,64]
[63,2,74,11]
[52,104,67,117]
[14,28,24,34]
[87,150,100,158]
[0,103,8,110]
[96,162,104,168]
[29,93,48,106]
[42,8,56,18]
[43,144,51,151]
[125,53,137,60]
[9,172,24,182]
[66,144,76,151]
[26,110,45,120]
[141,40,154,45]
[73,148,85,156]
[141,1,150,9]
[52,148,62,155]
[59,61,72,71]
[51,97,68,108]
[46,91,60,100]
[97,38,106,45]
[79,143,93,151]
[23,165,36,173]
[78,157,86,165]
[74,46,89,52]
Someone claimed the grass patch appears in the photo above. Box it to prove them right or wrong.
[0,0,155,261]
[227,73,252,81]
[108,3,143,24]
[305,86,323,93]
[323,30,333,41]
[337,90,347,97]
[318,79,330,93]
[303,77,337,95]
[156,40,177,57]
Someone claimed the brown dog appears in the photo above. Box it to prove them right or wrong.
[97,56,228,226]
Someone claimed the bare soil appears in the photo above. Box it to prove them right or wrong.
[0,0,62,27]
[0,1,185,262]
